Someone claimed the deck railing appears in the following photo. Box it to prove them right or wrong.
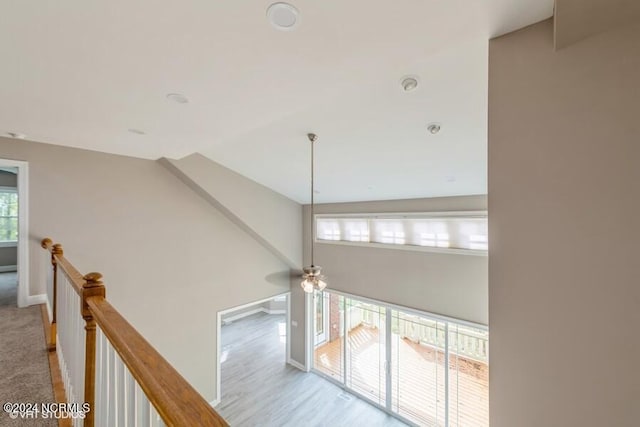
[346,303,489,363]
[41,238,228,427]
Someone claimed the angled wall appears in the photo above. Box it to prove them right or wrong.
[161,154,302,269]
[0,137,290,402]
[489,19,640,426]
[554,0,640,49]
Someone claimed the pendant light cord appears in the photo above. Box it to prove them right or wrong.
[310,135,315,266]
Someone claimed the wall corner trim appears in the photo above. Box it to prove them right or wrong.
[27,293,47,306]
[287,358,309,372]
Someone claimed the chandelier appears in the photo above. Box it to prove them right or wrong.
[301,133,327,293]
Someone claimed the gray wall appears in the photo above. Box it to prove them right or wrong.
[0,170,17,187]
[221,303,263,322]
[290,195,488,365]
[221,296,287,322]
[489,19,640,427]
[264,297,286,312]
[0,247,17,268]
[0,136,290,402]
[162,154,302,268]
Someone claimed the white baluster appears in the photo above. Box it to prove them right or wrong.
[116,354,125,426]
[135,383,150,427]
[95,328,102,425]
[108,344,116,426]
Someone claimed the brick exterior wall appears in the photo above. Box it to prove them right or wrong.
[329,293,341,342]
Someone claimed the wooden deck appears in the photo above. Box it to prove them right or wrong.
[315,325,489,427]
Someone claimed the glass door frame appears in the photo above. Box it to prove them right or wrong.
[309,288,488,427]
[313,290,330,345]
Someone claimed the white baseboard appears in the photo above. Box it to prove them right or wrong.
[209,398,221,407]
[27,293,47,306]
[222,307,286,324]
[221,307,264,324]
[0,265,17,273]
[287,358,309,372]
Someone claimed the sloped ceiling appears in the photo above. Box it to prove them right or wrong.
[0,1,553,202]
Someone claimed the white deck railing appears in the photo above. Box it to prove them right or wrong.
[344,304,489,363]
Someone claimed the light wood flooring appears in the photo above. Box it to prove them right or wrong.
[217,312,408,427]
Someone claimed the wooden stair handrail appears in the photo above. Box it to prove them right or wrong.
[87,296,228,427]
[42,240,85,295]
[41,238,61,350]
[40,238,228,427]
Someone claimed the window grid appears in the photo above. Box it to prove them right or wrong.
[316,214,488,252]
[313,291,489,427]
[0,190,18,242]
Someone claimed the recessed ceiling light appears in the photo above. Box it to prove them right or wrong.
[6,132,26,139]
[400,76,419,92]
[128,128,146,135]
[166,93,189,104]
[427,123,441,134]
[267,3,300,31]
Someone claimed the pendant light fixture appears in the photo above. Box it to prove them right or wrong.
[301,133,327,293]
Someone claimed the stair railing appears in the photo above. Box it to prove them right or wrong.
[41,238,228,427]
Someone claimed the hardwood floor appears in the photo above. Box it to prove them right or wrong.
[217,312,408,427]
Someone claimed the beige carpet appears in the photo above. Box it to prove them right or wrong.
[0,272,57,426]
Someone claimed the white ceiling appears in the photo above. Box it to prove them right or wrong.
[0,0,553,203]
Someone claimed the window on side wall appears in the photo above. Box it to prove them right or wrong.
[0,188,18,244]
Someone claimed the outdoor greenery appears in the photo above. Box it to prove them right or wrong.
[0,191,18,242]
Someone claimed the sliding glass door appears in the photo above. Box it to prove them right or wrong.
[314,290,329,345]
[447,324,489,427]
[391,311,447,426]
[312,291,489,427]
[345,298,386,406]
[313,292,344,383]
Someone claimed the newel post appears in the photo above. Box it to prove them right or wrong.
[40,238,61,351]
[81,272,105,427]
[50,244,63,348]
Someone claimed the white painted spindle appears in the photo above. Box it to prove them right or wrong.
[55,268,86,427]
[94,324,169,427]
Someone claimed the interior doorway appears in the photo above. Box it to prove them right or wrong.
[214,292,290,406]
[0,159,28,308]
